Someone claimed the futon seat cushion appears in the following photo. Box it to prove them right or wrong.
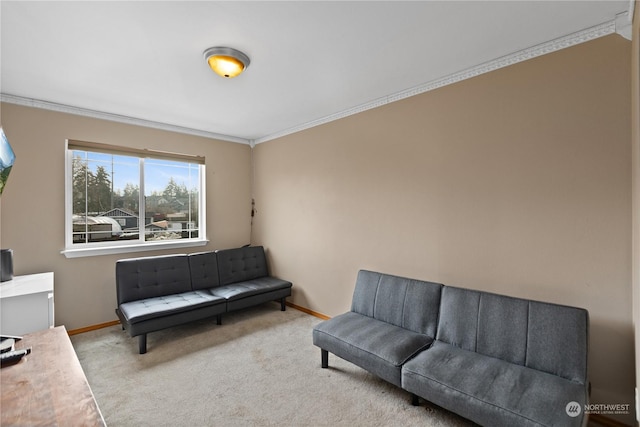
[210,277,292,301]
[402,341,587,427]
[119,290,226,324]
[313,311,434,386]
[435,286,588,384]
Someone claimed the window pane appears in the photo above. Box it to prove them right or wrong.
[144,158,200,242]
[66,141,205,255]
[71,150,140,244]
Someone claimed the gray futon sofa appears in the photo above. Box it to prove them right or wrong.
[116,245,292,354]
[313,270,589,426]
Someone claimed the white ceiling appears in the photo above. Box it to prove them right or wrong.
[0,1,632,145]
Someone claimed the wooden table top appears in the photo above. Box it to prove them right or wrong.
[1,326,106,427]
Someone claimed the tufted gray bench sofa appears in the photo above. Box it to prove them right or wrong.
[313,270,589,426]
[115,245,292,353]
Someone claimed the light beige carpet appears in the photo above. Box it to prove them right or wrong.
[71,305,476,427]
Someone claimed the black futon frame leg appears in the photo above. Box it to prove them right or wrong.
[280,297,286,311]
[138,334,147,354]
[411,393,420,406]
[217,314,222,325]
[321,349,328,368]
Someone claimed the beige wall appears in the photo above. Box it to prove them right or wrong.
[0,104,252,330]
[252,35,634,423]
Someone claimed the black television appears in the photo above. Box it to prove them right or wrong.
[0,127,16,195]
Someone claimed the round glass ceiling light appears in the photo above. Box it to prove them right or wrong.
[203,47,250,78]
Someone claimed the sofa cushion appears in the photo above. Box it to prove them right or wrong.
[437,287,529,364]
[116,254,192,305]
[402,341,587,427]
[210,277,292,301]
[351,270,442,336]
[436,286,589,383]
[216,246,269,286]
[313,312,434,369]
[188,251,221,291]
[119,290,225,324]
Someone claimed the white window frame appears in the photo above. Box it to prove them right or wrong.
[62,140,207,258]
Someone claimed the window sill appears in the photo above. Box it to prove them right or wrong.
[61,239,209,258]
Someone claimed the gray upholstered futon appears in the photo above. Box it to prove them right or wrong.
[313,270,589,426]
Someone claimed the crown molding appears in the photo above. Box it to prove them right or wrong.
[615,8,633,40]
[0,93,251,145]
[254,20,616,145]
[0,20,617,147]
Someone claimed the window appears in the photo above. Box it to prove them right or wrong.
[63,140,207,258]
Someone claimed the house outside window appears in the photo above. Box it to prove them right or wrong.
[63,140,207,258]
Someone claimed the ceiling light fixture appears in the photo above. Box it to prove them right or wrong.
[203,47,250,78]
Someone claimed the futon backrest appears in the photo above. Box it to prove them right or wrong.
[188,251,221,290]
[436,286,589,384]
[351,270,443,337]
[216,246,269,286]
[115,254,192,305]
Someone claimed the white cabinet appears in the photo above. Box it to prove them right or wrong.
[0,272,54,336]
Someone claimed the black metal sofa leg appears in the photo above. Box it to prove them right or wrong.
[138,334,147,354]
[280,297,286,311]
[217,314,222,325]
[411,393,420,406]
[321,349,328,368]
